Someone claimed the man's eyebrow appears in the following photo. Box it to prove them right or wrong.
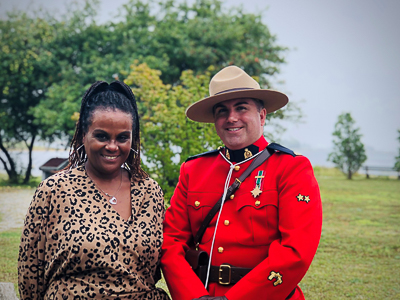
[233,101,249,106]
[214,103,226,109]
[214,100,250,110]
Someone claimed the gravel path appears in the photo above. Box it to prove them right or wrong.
[0,188,35,232]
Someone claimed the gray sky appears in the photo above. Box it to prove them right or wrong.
[2,0,400,154]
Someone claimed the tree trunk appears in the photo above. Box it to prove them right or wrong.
[23,134,36,184]
[347,169,352,179]
[0,134,19,183]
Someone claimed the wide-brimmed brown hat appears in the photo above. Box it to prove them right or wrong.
[185,65,289,123]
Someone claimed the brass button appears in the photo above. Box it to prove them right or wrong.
[224,220,230,226]
[195,201,200,207]
[255,200,261,206]
[218,247,224,253]
[230,194,235,200]
[234,165,240,171]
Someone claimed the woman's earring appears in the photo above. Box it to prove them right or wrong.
[131,148,138,154]
[77,144,86,162]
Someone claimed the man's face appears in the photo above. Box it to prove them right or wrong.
[213,98,267,150]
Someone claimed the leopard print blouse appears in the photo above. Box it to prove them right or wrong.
[18,166,170,299]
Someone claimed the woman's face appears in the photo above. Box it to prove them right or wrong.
[83,108,133,177]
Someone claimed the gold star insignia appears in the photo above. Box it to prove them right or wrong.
[296,193,304,201]
[304,195,310,203]
[251,186,262,198]
[268,271,283,286]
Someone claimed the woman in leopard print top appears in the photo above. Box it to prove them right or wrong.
[18,81,170,299]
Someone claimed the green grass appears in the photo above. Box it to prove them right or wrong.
[1,168,399,299]
[0,173,41,188]
[0,229,21,296]
[301,167,400,299]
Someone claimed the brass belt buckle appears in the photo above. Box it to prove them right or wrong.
[234,178,242,187]
[218,264,231,285]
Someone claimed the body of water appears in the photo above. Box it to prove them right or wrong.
[0,146,397,178]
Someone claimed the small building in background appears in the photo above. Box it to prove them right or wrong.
[39,158,69,180]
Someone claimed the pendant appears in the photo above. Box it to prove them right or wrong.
[109,196,117,205]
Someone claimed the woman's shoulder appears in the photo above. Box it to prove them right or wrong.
[132,175,163,194]
[131,174,157,186]
[37,166,86,190]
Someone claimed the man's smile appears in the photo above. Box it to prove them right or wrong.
[226,127,242,132]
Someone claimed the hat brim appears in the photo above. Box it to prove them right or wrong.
[185,89,289,123]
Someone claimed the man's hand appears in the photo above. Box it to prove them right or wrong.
[192,297,228,300]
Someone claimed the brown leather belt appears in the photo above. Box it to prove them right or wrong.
[208,264,296,299]
[208,264,251,285]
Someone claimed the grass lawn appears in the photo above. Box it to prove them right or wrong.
[0,228,21,296]
[300,167,400,299]
[1,167,399,299]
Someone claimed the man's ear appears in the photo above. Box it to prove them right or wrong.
[260,108,267,126]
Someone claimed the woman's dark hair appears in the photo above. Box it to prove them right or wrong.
[66,80,147,179]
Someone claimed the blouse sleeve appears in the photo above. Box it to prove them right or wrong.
[18,178,54,299]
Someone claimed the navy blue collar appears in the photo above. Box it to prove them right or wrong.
[224,144,260,163]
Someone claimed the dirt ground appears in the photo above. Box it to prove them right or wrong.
[0,188,35,232]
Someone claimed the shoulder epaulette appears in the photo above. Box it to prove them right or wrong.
[266,143,297,157]
[185,148,220,162]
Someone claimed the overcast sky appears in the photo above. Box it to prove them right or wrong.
[1,0,400,157]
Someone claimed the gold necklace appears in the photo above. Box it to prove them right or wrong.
[86,168,123,205]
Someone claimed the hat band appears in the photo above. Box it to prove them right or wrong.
[214,87,255,96]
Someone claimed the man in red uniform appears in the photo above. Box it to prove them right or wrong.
[161,66,322,300]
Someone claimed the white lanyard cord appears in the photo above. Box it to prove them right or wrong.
[204,151,262,288]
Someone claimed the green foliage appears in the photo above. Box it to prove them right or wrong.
[394,129,400,171]
[0,11,59,183]
[1,0,297,184]
[125,62,221,200]
[35,0,291,139]
[121,0,287,85]
[328,112,367,179]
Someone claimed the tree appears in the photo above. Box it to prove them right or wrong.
[0,1,106,183]
[0,11,61,183]
[35,0,292,138]
[1,0,298,183]
[115,0,287,85]
[124,62,221,200]
[328,112,367,179]
[394,129,400,175]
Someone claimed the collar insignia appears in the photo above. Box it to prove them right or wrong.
[244,148,253,159]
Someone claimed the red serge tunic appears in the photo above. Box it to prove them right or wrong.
[161,137,322,300]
